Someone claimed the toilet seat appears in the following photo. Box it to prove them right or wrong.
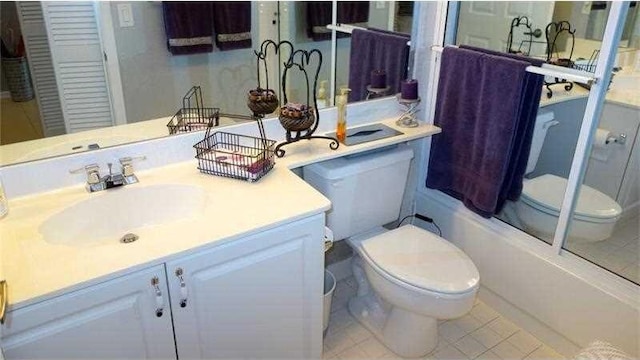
[521,174,622,223]
[350,225,479,295]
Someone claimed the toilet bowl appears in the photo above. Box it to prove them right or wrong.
[508,110,622,243]
[515,174,622,243]
[347,225,479,358]
[303,146,480,358]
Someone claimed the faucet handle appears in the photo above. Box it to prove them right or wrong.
[69,164,101,184]
[119,156,146,178]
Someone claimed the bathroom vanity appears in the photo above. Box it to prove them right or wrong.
[0,115,440,359]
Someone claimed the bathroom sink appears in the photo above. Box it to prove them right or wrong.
[40,184,207,246]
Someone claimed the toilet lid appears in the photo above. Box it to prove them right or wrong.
[360,225,480,294]
[521,174,622,220]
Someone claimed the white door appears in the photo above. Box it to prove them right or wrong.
[0,265,175,359]
[16,1,66,137]
[456,1,554,57]
[167,215,325,359]
[41,1,115,133]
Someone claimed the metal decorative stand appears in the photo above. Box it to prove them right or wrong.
[248,40,292,150]
[506,16,535,55]
[366,85,391,100]
[543,21,576,98]
[273,42,339,157]
[396,94,420,128]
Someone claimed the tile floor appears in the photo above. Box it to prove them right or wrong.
[565,216,640,285]
[0,98,43,145]
[324,277,565,360]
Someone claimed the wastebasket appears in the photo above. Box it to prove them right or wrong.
[323,269,336,337]
[2,57,34,102]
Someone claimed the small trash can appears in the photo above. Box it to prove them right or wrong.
[2,57,34,102]
[323,269,336,337]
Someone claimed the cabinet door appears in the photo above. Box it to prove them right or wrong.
[168,214,324,359]
[1,265,175,359]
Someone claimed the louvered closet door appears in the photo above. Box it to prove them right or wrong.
[41,2,114,133]
[17,2,66,137]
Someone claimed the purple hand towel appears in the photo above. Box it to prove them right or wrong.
[426,47,541,217]
[163,2,214,55]
[348,29,409,102]
[212,2,252,51]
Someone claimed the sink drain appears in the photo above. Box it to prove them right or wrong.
[120,233,139,244]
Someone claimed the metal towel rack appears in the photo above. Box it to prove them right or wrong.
[430,45,597,86]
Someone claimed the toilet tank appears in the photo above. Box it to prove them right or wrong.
[526,109,558,175]
[303,145,414,241]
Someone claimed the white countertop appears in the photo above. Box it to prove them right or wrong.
[0,118,440,308]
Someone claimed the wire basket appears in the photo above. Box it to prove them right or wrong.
[573,50,599,73]
[167,107,220,134]
[194,131,276,182]
[167,86,220,134]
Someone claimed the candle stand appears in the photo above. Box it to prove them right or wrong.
[396,94,420,128]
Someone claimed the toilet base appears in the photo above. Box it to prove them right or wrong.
[348,295,438,358]
[348,257,438,358]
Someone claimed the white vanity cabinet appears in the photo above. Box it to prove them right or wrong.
[1,213,325,359]
[0,265,175,359]
[167,214,325,359]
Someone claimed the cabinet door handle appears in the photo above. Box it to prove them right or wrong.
[151,276,164,317]
[1,280,7,324]
[175,268,188,308]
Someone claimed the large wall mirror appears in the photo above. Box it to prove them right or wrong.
[0,1,415,166]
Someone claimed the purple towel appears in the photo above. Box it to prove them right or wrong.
[460,45,544,208]
[212,2,252,51]
[426,47,542,217]
[163,2,214,55]
[348,29,409,102]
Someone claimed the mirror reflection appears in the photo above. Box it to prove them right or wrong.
[454,2,639,285]
[0,2,305,166]
[332,1,414,103]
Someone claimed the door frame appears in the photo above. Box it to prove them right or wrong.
[96,3,127,126]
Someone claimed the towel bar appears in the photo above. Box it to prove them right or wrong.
[430,45,596,86]
[326,24,412,46]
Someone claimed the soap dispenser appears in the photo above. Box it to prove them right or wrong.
[0,177,7,218]
[317,80,328,109]
[336,87,351,143]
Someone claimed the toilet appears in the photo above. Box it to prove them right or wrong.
[303,146,479,358]
[512,110,622,243]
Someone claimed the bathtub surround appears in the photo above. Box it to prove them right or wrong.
[426,47,543,217]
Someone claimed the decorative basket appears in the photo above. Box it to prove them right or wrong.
[279,110,315,132]
[194,131,275,182]
[247,88,278,115]
[167,107,219,134]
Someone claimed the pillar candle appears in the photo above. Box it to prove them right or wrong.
[401,79,418,100]
[370,70,387,88]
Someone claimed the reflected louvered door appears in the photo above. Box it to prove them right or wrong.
[41,1,114,133]
[16,2,66,137]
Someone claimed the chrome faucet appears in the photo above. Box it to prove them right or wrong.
[70,156,146,193]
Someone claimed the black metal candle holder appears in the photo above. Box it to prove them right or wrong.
[543,21,576,98]
[271,42,338,157]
